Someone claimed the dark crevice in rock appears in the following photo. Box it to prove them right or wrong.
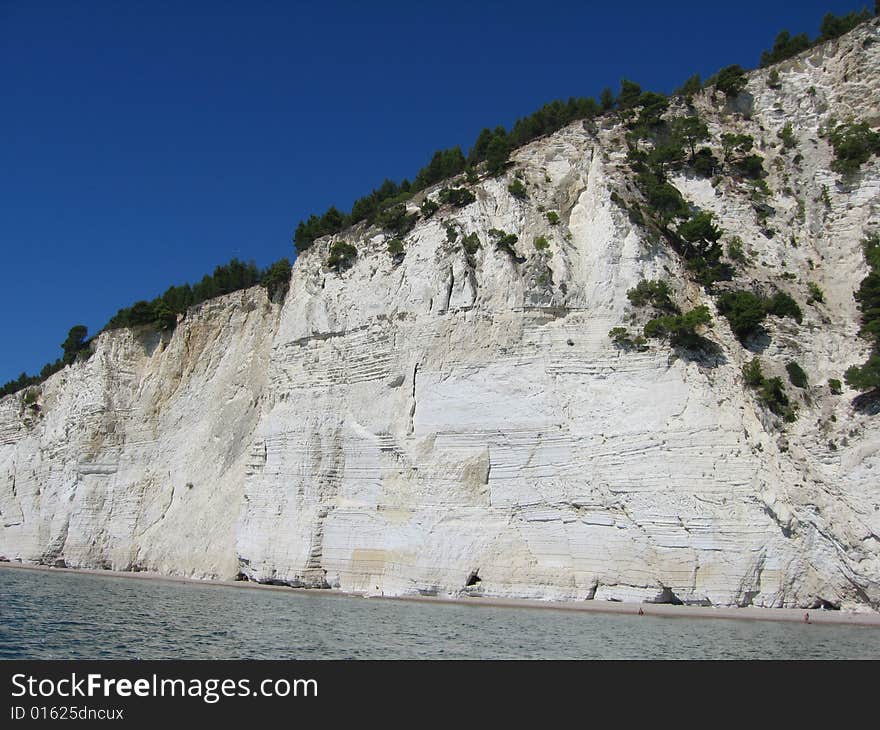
[650,587,684,605]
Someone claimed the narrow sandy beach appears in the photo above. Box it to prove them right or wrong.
[3,561,879,627]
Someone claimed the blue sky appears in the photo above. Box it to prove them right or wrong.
[0,0,870,384]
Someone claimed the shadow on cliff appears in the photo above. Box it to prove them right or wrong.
[672,336,728,369]
[852,388,880,416]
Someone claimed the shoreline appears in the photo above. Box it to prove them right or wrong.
[2,561,879,628]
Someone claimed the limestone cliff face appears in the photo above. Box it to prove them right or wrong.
[2,22,879,609]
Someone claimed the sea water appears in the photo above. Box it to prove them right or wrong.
[1,566,878,659]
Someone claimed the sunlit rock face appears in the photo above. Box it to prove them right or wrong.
[2,21,879,609]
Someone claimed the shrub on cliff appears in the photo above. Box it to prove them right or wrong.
[261,258,292,301]
[845,233,880,392]
[714,65,748,98]
[439,187,477,208]
[671,115,709,159]
[413,147,467,190]
[760,30,810,66]
[766,291,803,324]
[420,198,439,219]
[462,233,481,257]
[828,121,880,176]
[779,123,796,149]
[508,179,528,200]
[742,358,797,421]
[718,291,767,340]
[627,279,677,312]
[375,203,418,237]
[327,241,358,272]
[818,9,871,42]
[61,325,89,365]
[786,361,809,388]
[644,305,713,349]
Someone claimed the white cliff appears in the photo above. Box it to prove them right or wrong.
[1,21,879,609]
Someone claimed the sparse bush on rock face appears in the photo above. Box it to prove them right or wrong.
[327,241,358,272]
[779,122,796,149]
[743,358,797,421]
[786,361,809,388]
[714,65,748,98]
[718,291,767,340]
[439,187,477,208]
[627,280,677,313]
[387,239,404,257]
[507,179,528,200]
[462,233,481,257]
[420,199,439,219]
[845,234,880,392]
[828,121,880,176]
[644,305,713,349]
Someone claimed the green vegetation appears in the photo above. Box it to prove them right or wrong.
[778,122,796,149]
[807,281,825,304]
[260,258,292,301]
[671,116,709,158]
[617,79,643,109]
[387,239,404,258]
[1,324,94,398]
[717,289,803,341]
[760,30,811,66]
[786,360,809,388]
[845,233,880,392]
[674,74,702,98]
[546,211,560,226]
[717,291,767,340]
[608,326,646,351]
[690,147,719,177]
[105,257,289,334]
[818,9,872,41]
[644,306,713,349]
[61,325,89,365]
[766,291,803,323]
[327,241,358,272]
[742,357,797,421]
[533,236,550,251]
[375,203,418,237]
[758,9,871,67]
[489,229,521,260]
[508,178,528,200]
[462,233,481,257]
[439,187,477,208]
[445,225,458,243]
[828,121,880,176]
[413,147,467,190]
[714,65,748,98]
[420,198,439,218]
[461,233,480,256]
[727,236,747,262]
[828,378,843,395]
[626,279,677,312]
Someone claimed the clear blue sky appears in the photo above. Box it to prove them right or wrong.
[0,0,870,384]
